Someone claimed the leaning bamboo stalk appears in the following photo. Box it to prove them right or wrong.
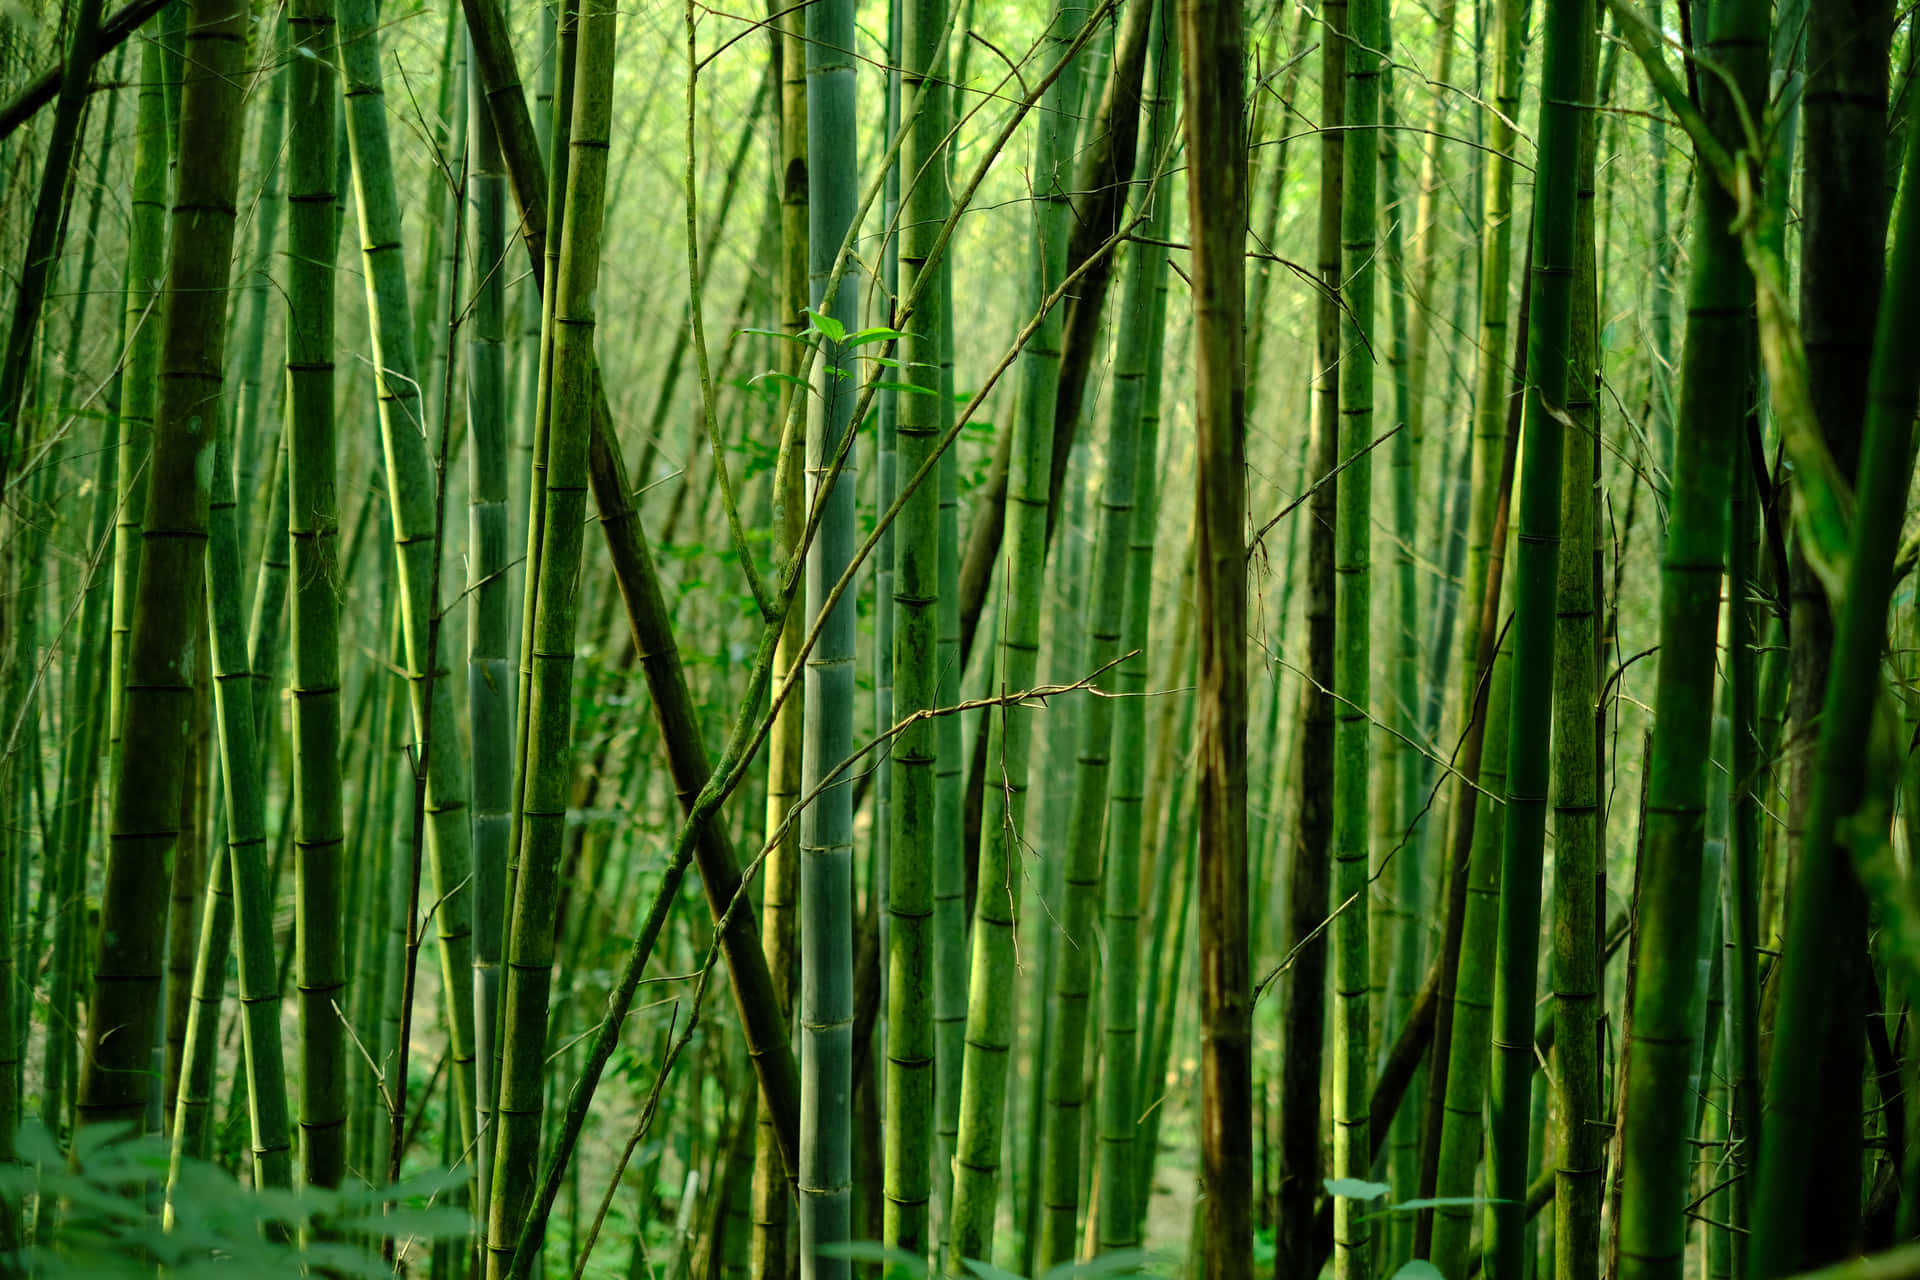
[74,0,250,1144]
[487,0,616,1264]
[945,1,1083,1265]
[200,429,295,1191]
[461,0,808,1183]
[336,0,481,1169]
[466,12,1123,1264]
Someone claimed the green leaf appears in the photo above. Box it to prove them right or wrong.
[803,307,846,342]
[960,1256,1028,1280]
[749,370,813,395]
[331,1205,475,1239]
[818,1242,930,1277]
[846,324,908,346]
[735,325,804,342]
[1323,1177,1392,1201]
[1391,1262,1448,1280]
[1040,1248,1154,1280]
[1382,1195,1510,1213]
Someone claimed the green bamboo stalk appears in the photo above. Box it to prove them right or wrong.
[946,2,1081,1266]
[1430,534,1519,1278]
[462,6,1130,1269]
[1450,0,1525,818]
[228,17,285,566]
[5,19,117,1150]
[336,0,480,1174]
[1550,17,1603,1278]
[109,34,171,767]
[504,0,575,1107]
[508,0,558,570]
[931,257,963,1251]
[1132,718,1197,1222]
[1644,0,1674,502]
[1416,6,1528,1247]
[198,426,294,1191]
[1034,5,1153,553]
[285,0,345,1191]
[1276,0,1344,1266]
[466,21,513,1220]
[46,48,124,455]
[376,610,410,1171]
[1369,16,1410,1083]
[347,644,393,1180]
[1615,0,1766,1274]
[1373,23,1426,1263]
[1093,80,1171,1246]
[1033,3,1159,1266]
[885,0,948,1251]
[1528,1044,1552,1277]
[874,11,901,1183]
[412,0,465,441]
[0,0,105,515]
[245,437,289,756]
[1182,0,1251,1268]
[74,0,250,1142]
[757,0,806,1260]
[42,385,119,1150]
[161,648,210,1133]
[1241,4,1313,423]
[487,0,615,1266]
[3,22,113,1125]
[1332,4,1378,1276]
[1767,0,1889,1264]
[1748,2,1917,1275]
[166,658,233,1195]
[1722,388,1762,1277]
[1398,0,1458,471]
[1057,1,1168,1259]
[458,11,808,1201]
[1018,772,1064,1276]
[801,0,858,1261]
[1485,3,1588,1276]
[29,64,125,1134]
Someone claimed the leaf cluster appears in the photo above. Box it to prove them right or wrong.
[1,1121,471,1278]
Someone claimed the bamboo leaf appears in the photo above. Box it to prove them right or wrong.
[845,323,909,345]
[803,306,847,342]
[1323,1177,1392,1201]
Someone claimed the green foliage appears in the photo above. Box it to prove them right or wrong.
[2,1122,469,1278]
[822,1239,1158,1280]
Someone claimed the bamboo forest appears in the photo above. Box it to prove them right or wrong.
[5,0,1920,1273]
